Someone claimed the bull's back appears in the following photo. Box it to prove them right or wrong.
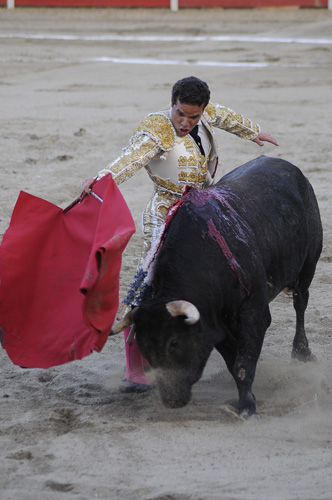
[171,156,322,299]
[156,156,322,303]
[215,156,322,289]
[218,156,312,209]
[217,156,321,241]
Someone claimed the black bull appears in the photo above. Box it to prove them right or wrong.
[113,156,323,417]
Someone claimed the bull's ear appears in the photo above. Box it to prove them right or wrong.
[166,300,200,325]
[110,307,138,335]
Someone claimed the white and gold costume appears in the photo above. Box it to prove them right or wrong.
[97,102,260,268]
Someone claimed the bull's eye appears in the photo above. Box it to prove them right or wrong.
[169,338,178,350]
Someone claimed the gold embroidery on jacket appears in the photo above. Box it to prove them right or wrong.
[203,102,260,140]
[134,113,175,151]
[187,154,197,166]
[178,156,188,167]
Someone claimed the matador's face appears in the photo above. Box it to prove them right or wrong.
[170,99,205,137]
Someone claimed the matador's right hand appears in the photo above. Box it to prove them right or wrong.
[82,177,96,194]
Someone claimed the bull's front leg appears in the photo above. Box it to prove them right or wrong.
[233,305,271,417]
[234,356,258,417]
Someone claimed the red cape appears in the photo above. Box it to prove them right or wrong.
[0,174,135,368]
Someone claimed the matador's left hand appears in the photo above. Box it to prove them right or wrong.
[253,132,279,147]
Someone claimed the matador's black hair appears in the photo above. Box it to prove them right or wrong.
[171,76,210,108]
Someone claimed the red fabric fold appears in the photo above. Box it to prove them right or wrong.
[0,174,135,368]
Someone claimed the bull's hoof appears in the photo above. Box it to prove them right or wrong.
[238,407,260,420]
[237,393,257,419]
[291,347,317,362]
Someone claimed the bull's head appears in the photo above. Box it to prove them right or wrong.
[112,301,215,408]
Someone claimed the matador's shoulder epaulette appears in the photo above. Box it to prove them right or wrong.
[203,103,216,121]
[133,112,175,151]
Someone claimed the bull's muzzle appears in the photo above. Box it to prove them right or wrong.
[156,371,193,408]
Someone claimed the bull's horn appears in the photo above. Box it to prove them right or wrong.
[110,307,138,335]
[166,300,200,325]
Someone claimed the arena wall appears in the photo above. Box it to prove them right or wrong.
[0,0,328,7]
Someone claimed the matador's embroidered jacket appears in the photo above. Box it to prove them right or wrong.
[96,102,261,260]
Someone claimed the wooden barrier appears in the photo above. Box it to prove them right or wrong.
[2,0,329,8]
